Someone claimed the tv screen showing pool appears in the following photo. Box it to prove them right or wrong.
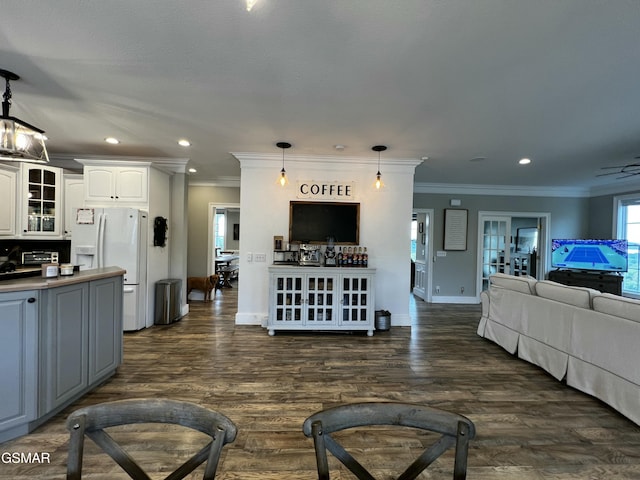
[551,239,628,272]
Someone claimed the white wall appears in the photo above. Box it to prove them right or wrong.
[147,167,171,326]
[234,153,421,327]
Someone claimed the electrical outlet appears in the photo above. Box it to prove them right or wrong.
[435,286,440,294]
[461,286,465,294]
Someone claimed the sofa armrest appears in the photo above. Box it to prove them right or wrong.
[477,290,490,336]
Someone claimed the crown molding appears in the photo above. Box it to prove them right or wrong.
[189,176,241,188]
[413,182,591,198]
[231,152,423,169]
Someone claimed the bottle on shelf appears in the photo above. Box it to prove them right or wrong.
[362,247,368,267]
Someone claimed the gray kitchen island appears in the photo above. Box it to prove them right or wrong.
[0,267,125,443]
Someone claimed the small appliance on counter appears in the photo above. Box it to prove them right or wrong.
[299,244,322,266]
[324,236,337,267]
[22,250,59,265]
[273,250,298,265]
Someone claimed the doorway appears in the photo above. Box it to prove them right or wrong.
[207,203,241,277]
[476,211,550,293]
[412,209,434,302]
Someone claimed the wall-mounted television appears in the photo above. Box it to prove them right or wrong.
[289,201,359,245]
[551,239,628,273]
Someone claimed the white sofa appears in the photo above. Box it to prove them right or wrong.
[477,272,640,425]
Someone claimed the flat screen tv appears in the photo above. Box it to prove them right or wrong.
[289,201,359,245]
[551,239,628,273]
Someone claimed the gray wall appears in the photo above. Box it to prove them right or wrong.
[187,185,240,277]
[413,193,591,297]
[588,194,615,238]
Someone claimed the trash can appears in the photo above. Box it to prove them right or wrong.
[155,279,182,325]
[375,310,391,331]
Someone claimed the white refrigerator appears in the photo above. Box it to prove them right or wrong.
[71,207,148,331]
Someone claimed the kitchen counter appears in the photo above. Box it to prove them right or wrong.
[0,266,125,293]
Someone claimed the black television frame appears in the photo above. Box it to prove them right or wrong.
[288,201,360,245]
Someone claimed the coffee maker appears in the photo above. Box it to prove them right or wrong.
[324,236,337,267]
[299,244,321,266]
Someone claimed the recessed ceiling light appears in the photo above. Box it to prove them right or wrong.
[421,156,430,161]
[470,156,486,162]
[188,168,197,173]
[105,137,120,145]
[519,158,531,165]
[178,139,191,147]
[334,144,345,151]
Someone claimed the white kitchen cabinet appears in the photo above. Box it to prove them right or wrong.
[83,165,148,205]
[19,164,62,237]
[63,173,84,238]
[0,164,17,236]
[268,266,375,336]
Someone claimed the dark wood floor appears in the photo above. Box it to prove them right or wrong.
[3,284,640,479]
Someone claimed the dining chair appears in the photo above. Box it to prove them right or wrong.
[66,398,237,480]
[302,402,476,480]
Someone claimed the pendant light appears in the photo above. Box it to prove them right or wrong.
[372,145,387,189]
[276,142,291,187]
[0,69,49,164]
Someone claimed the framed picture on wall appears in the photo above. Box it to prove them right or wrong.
[443,209,468,251]
[516,227,538,253]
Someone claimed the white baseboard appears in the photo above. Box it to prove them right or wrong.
[235,312,266,325]
[389,313,411,326]
[431,295,480,304]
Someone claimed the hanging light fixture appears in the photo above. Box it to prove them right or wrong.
[372,145,387,189]
[276,141,291,187]
[0,69,49,164]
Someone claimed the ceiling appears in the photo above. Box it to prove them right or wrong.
[3,0,640,194]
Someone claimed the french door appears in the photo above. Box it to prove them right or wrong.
[479,216,511,291]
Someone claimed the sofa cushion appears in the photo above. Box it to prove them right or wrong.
[489,273,537,295]
[535,280,599,309]
[592,293,640,323]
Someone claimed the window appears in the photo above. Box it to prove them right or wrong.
[410,214,418,262]
[615,194,640,297]
[214,210,226,251]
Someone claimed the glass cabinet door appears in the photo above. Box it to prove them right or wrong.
[306,274,336,325]
[23,166,60,235]
[341,275,369,325]
[273,275,304,325]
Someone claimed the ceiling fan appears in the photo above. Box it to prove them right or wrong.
[597,157,640,179]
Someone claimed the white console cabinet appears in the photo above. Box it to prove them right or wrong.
[268,266,375,336]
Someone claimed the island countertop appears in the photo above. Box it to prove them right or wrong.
[0,266,126,293]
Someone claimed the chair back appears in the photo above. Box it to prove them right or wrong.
[302,402,475,480]
[66,398,237,480]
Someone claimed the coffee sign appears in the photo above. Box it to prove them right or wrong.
[297,181,355,200]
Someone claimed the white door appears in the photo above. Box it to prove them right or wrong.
[412,209,433,301]
[479,215,511,291]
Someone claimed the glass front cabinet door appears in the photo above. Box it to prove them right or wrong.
[21,165,62,237]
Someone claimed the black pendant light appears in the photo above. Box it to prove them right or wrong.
[0,69,49,163]
[277,142,291,187]
[372,145,387,189]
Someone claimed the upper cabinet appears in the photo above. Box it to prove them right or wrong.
[63,174,85,238]
[84,165,148,205]
[0,165,17,236]
[20,164,62,237]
